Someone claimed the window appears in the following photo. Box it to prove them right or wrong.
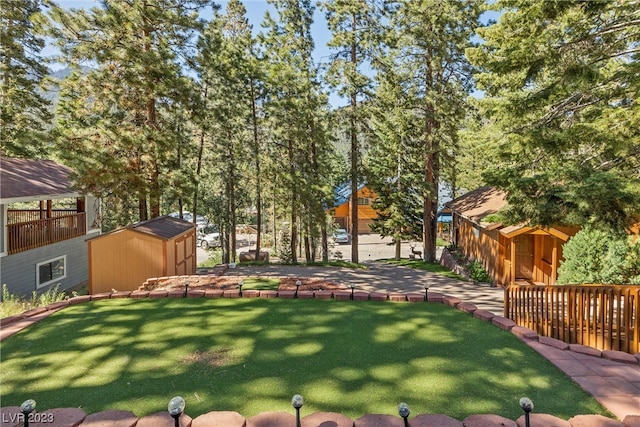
[357,198,370,206]
[37,256,66,288]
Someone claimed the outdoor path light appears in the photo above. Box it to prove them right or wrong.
[351,285,355,300]
[183,280,190,298]
[292,394,304,427]
[398,402,410,427]
[295,280,301,298]
[168,396,186,427]
[238,280,244,297]
[424,286,429,301]
[21,399,36,427]
[519,397,533,427]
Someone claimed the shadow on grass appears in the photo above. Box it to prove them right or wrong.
[0,298,609,420]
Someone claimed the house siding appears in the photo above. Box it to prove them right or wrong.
[0,234,90,296]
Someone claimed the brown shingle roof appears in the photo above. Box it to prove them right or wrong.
[0,157,77,200]
[445,186,508,224]
[130,215,194,240]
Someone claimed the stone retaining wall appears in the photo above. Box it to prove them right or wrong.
[0,405,638,427]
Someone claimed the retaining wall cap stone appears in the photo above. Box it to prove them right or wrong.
[539,336,570,350]
[21,307,48,317]
[246,411,296,427]
[569,344,603,358]
[511,325,539,340]
[473,309,495,321]
[515,413,570,427]
[568,414,625,427]
[191,410,245,427]
[491,316,516,331]
[457,302,478,313]
[355,414,405,427]
[36,407,87,427]
[79,409,138,427]
[602,350,639,365]
[623,415,640,427]
[301,411,354,427]
[410,414,463,427]
[136,411,192,427]
[462,413,517,427]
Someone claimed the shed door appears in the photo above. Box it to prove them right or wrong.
[175,233,194,275]
[515,234,534,280]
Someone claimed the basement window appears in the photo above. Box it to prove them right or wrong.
[37,255,66,289]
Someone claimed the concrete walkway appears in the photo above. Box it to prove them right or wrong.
[221,262,640,421]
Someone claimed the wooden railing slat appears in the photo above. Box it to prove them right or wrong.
[505,283,639,355]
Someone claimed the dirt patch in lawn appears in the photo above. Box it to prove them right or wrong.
[144,276,346,292]
[181,349,231,367]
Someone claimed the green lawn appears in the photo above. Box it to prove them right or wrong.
[0,298,608,420]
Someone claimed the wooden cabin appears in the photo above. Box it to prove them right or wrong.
[447,187,579,286]
[0,157,100,296]
[88,216,196,293]
[330,182,378,234]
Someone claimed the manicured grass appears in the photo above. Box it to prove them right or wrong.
[0,298,608,420]
[384,259,466,280]
[240,277,280,290]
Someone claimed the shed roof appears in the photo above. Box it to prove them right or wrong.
[0,156,78,200]
[130,215,194,240]
[445,186,507,224]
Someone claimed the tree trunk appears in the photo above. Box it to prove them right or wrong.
[350,12,359,264]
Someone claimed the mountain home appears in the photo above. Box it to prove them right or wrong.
[0,157,100,296]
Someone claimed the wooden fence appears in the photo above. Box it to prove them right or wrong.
[504,284,640,354]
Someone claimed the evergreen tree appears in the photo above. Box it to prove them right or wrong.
[48,0,207,224]
[261,0,330,263]
[322,0,385,263]
[377,0,482,261]
[468,0,640,232]
[1,0,52,157]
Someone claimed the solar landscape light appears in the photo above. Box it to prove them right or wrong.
[351,285,355,300]
[21,399,36,427]
[183,280,190,298]
[291,394,304,427]
[237,280,244,297]
[168,396,186,427]
[398,402,410,427]
[295,280,301,298]
[519,397,534,427]
[424,286,429,301]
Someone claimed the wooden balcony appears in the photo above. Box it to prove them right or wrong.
[7,212,87,255]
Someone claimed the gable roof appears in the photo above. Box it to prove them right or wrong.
[0,157,78,201]
[130,216,195,240]
[445,186,508,224]
[90,215,194,242]
[333,181,367,208]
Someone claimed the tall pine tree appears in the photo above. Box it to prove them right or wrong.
[1,0,52,158]
[48,0,206,225]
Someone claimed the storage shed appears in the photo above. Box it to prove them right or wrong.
[88,216,196,293]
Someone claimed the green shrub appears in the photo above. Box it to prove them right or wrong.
[468,260,492,283]
[277,230,294,263]
[557,227,639,285]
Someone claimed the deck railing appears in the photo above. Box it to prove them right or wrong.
[504,284,639,354]
[7,213,86,254]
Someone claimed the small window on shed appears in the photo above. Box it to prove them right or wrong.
[37,255,66,288]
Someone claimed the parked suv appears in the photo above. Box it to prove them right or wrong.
[197,224,221,249]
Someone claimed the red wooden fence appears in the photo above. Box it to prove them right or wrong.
[504,284,639,354]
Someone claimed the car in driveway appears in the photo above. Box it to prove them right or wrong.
[197,224,221,249]
[332,228,350,244]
